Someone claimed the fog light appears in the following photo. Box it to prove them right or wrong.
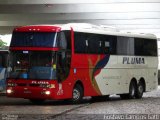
[50,84,55,88]
[45,91,50,95]
[7,89,13,94]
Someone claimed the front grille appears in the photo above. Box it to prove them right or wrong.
[17,83,27,86]
[29,84,40,87]
[17,83,39,87]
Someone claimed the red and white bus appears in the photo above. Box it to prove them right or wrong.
[7,23,158,103]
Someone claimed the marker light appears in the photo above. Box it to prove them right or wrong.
[45,91,51,95]
[7,89,13,94]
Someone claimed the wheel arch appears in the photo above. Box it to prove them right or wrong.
[74,80,84,92]
[130,77,138,86]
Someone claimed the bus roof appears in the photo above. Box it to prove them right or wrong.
[61,23,157,39]
[14,23,157,39]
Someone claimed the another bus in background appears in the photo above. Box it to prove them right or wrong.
[0,50,8,92]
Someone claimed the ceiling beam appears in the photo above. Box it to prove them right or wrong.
[1,19,160,26]
[2,25,160,29]
[0,0,160,4]
[0,4,160,13]
[1,12,160,21]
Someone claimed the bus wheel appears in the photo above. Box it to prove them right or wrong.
[71,84,83,104]
[29,99,45,104]
[135,81,144,99]
[128,81,136,99]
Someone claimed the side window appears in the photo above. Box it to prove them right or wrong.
[63,31,71,50]
[57,51,71,81]
[129,37,134,55]
[134,38,144,56]
[103,39,110,54]
[106,35,117,55]
[134,38,157,56]
[117,36,130,55]
[117,36,134,55]
[87,34,100,54]
[87,34,117,54]
[74,32,87,53]
[144,39,157,56]
[57,32,67,49]
[74,32,117,54]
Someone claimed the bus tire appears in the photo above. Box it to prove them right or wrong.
[29,99,45,104]
[135,81,144,99]
[128,81,136,99]
[71,84,83,104]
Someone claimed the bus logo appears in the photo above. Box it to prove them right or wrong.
[123,57,145,64]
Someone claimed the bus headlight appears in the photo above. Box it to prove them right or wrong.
[7,89,13,94]
[45,91,51,95]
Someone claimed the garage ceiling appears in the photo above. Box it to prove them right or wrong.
[0,0,160,35]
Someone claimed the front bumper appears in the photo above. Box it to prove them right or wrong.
[6,79,60,100]
[6,87,57,100]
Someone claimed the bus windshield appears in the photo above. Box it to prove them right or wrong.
[9,51,57,80]
[10,32,56,47]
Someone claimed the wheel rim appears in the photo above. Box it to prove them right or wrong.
[131,84,135,96]
[73,89,80,101]
[138,85,143,94]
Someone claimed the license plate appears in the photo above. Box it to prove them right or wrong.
[24,91,31,94]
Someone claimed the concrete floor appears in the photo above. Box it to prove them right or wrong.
[0,87,160,120]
